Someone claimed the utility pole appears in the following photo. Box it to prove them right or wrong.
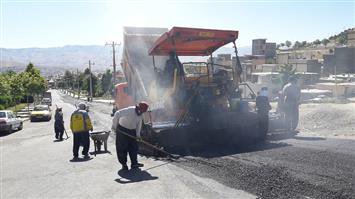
[89,60,94,102]
[105,42,121,89]
[334,64,338,99]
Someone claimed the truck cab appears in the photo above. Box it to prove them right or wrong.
[111,82,134,116]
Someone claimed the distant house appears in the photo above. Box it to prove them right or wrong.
[347,28,355,46]
[323,47,355,75]
[315,82,355,97]
[252,39,276,59]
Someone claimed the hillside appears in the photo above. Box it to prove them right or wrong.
[0,45,251,75]
[0,45,121,72]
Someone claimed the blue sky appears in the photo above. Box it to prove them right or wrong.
[1,0,354,48]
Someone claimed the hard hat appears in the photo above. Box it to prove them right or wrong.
[138,101,149,113]
[78,102,86,110]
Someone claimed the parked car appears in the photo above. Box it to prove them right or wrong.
[41,98,52,106]
[30,105,52,122]
[0,110,23,134]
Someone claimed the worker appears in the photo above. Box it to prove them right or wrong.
[112,101,149,171]
[164,51,184,88]
[282,76,301,131]
[54,107,64,141]
[256,87,272,136]
[70,102,93,160]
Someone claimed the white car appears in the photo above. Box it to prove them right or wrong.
[41,98,52,106]
[30,105,52,122]
[0,110,23,134]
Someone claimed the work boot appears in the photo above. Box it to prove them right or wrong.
[131,163,144,169]
[72,156,79,161]
[83,154,90,159]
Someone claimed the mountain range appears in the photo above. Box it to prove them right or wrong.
[0,45,251,75]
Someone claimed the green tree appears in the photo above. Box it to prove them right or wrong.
[285,40,292,47]
[25,62,40,76]
[301,41,307,47]
[279,64,297,86]
[293,41,301,49]
[22,63,47,107]
[9,73,25,107]
[63,70,74,90]
[83,68,98,97]
[0,74,11,109]
[313,39,321,45]
[321,39,330,46]
[337,36,346,45]
[100,69,113,95]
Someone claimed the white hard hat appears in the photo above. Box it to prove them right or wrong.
[78,102,86,110]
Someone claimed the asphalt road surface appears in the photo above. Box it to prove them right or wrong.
[1,90,354,198]
[0,90,253,198]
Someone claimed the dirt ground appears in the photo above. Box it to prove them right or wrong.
[298,102,355,139]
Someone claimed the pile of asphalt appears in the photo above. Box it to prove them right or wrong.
[173,143,354,199]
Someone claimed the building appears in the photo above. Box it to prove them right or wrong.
[347,28,355,46]
[265,42,277,58]
[252,39,266,55]
[252,39,276,59]
[323,47,355,75]
[315,82,355,97]
[255,64,280,72]
[288,59,322,73]
[233,55,266,81]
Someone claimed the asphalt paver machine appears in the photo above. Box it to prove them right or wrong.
[121,26,264,151]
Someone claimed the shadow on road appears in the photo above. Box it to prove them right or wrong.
[0,132,11,137]
[89,150,112,156]
[69,157,93,162]
[0,129,21,137]
[115,168,158,184]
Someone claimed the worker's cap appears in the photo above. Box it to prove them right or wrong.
[78,102,86,110]
[137,101,149,113]
[57,107,62,110]
[261,86,268,91]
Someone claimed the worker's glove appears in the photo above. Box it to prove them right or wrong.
[136,137,143,142]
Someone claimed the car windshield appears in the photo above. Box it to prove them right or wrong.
[34,106,48,111]
[0,112,6,118]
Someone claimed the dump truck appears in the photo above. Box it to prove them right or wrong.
[117,26,265,150]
